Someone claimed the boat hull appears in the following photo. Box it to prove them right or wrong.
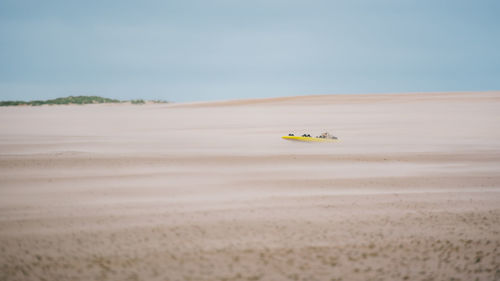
[282,136,338,142]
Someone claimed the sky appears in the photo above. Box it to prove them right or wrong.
[0,0,499,102]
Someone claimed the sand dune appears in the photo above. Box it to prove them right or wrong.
[1,91,500,280]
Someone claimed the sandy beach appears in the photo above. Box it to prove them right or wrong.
[1,91,500,281]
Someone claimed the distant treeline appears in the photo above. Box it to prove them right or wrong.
[0,96,168,106]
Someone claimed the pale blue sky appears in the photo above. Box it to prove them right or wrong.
[1,0,499,102]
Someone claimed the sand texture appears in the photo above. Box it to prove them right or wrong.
[1,91,500,281]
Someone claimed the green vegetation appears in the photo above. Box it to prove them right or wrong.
[0,96,169,106]
[0,100,29,106]
[0,96,120,106]
[151,99,168,104]
[130,99,145,104]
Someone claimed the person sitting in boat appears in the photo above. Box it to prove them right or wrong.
[320,132,338,139]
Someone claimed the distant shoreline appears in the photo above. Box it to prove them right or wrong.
[0,96,168,106]
[2,91,499,107]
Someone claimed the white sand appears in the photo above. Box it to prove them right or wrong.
[1,91,499,280]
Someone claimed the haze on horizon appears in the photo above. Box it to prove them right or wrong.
[1,0,499,102]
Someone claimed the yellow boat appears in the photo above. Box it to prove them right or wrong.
[282,135,339,142]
